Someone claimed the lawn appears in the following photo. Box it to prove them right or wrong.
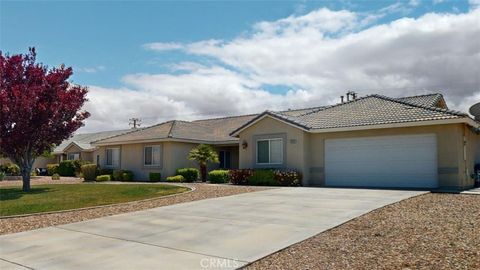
[0,184,190,216]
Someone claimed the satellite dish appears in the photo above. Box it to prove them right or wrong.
[470,102,480,119]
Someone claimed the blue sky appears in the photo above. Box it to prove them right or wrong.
[1,0,479,131]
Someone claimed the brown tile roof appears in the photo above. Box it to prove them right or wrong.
[95,93,468,145]
[396,93,447,109]
[230,94,467,135]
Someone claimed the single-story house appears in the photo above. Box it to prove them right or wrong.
[52,129,131,162]
[0,129,130,169]
[91,93,479,190]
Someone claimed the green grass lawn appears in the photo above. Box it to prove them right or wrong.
[0,184,190,216]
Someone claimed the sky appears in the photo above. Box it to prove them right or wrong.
[1,0,479,132]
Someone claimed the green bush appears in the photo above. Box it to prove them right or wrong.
[46,164,59,176]
[122,170,134,181]
[176,168,199,182]
[149,172,161,182]
[0,163,20,176]
[81,164,98,181]
[72,160,91,175]
[0,171,5,181]
[96,175,111,182]
[248,169,277,186]
[58,160,76,176]
[208,170,229,184]
[166,175,185,182]
[112,170,124,181]
[228,169,253,185]
[51,173,60,180]
[98,168,114,176]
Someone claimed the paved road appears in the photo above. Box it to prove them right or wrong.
[0,187,425,270]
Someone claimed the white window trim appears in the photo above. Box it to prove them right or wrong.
[144,145,161,167]
[105,147,120,167]
[256,138,283,165]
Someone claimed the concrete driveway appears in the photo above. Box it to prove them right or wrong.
[0,187,425,270]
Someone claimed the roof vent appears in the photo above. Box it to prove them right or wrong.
[345,91,357,102]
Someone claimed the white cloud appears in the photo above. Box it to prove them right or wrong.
[142,42,184,51]
[80,7,480,132]
[76,65,105,73]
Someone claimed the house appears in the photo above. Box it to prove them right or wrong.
[52,129,131,163]
[92,93,479,190]
[0,129,130,169]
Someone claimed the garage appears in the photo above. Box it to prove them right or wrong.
[325,134,438,188]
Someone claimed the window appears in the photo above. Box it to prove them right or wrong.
[256,138,283,165]
[106,148,120,167]
[144,145,161,166]
[67,153,80,160]
[96,155,100,165]
[219,151,231,169]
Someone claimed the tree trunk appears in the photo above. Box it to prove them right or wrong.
[200,164,207,182]
[21,166,31,192]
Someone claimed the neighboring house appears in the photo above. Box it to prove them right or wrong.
[0,129,131,169]
[52,129,131,163]
[92,93,479,190]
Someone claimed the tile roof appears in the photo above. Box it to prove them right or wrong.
[53,129,132,153]
[396,93,446,108]
[230,94,467,135]
[293,94,465,130]
[94,92,469,145]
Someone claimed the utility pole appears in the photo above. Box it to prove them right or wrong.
[129,118,142,129]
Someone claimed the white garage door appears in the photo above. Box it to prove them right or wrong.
[325,134,438,188]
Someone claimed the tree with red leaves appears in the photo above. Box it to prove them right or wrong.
[0,48,90,191]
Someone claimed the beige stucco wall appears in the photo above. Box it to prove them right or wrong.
[96,142,199,180]
[95,141,239,181]
[238,116,310,185]
[238,117,477,190]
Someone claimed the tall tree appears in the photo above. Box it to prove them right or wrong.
[0,48,89,191]
[188,144,219,182]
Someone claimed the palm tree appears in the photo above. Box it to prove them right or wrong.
[188,144,219,182]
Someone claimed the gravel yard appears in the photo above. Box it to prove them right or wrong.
[245,193,480,270]
[0,183,266,235]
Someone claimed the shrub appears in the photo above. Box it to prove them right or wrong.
[99,168,114,176]
[228,169,253,185]
[96,175,111,182]
[0,163,20,176]
[122,170,134,181]
[46,164,59,176]
[166,175,185,182]
[176,168,199,182]
[208,170,229,184]
[51,173,60,180]
[0,171,5,181]
[248,169,277,186]
[273,169,302,186]
[81,164,98,181]
[58,160,76,176]
[149,172,161,182]
[112,170,124,181]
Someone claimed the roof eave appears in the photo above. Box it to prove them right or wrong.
[309,117,478,133]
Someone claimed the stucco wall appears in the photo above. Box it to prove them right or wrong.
[238,117,472,190]
[238,116,309,185]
